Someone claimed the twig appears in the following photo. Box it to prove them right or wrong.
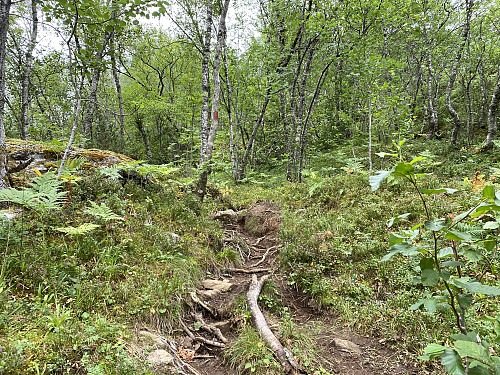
[251,235,267,246]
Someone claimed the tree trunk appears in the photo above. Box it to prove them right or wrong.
[135,114,152,160]
[110,31,125,142]
[448,0,472,146]
[19,0,38,140]
[426,53,438,139]
[81,31,113,139]
[223,45,238,179]
[199,0,212,164]
[484,64,500,149]
[0,0,12,190]
[197,0,230,200]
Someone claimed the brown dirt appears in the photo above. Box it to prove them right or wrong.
[141,203,422,375]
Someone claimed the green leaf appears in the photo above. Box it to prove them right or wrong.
[425,219,447,231]
[419,343,446,360]
[454,341,490,363]
[421,188,458,195]
[452,278,500,296]
[410,156,426,165]
[423,298,438,314]
[482,185,495,199]
[446,231,473,241]
[468,364,493,375]
[483,221,499,230]
[420,257,434,270]
[441,349,466,375]
[55,223,100,235]
[369,169,394,191]
[381,243,423,261]
[438,247,454,258]
[456,294,473,309]
[375,152,398,158]
[421,269,439,286]
[84,202,124,222]
[389,232,406,246]
[393,162,414,178]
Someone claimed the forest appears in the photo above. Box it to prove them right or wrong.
[0,0,500,374]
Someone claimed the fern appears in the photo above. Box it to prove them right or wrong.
[55,223,99,235]
[84,202,124,222]
[99,165,124,180]
[0,171,65,212]
[454,222,484,238]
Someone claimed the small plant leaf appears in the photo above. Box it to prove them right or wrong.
[482,185,495,199]
[453,341,490,363]
[425,219,447,231]
[421,269,439,286]
[441,349,466,375]
[420,343,446,360]
[453,278,500,296]
[369,169,394,191]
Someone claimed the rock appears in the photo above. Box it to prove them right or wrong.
[202,279,232,292]
[147,349,174,365]
[212,209,238,224]
[198,289,220,298]
[138,331,167,348]
[333,338,362,355]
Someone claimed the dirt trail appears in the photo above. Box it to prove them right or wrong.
[141,203,420,374]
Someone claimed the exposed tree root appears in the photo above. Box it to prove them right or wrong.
[227,267,270,274]
[157,335,202,375]
[179,318,226,348]
[247,274,305,375]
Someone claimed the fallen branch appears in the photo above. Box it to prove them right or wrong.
[247,274,303,374]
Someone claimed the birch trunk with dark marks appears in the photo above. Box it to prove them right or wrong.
[484,64,500,149]
[0,0,12,189]
[197,0,230,200]
[110,31,125,141]
[448,0,473,146]
[81,31,113,139]
[199,0,212,164]
[247,274,301,375]
[19,0,38,140]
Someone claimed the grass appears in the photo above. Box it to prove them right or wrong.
[1,137,499,373]
[0,168,225,373]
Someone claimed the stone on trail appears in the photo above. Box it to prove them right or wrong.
[147,349,174,365]
[202,279,232,292]
[212,209,239,224]
[333,338,363,355]
[138,330,167,348]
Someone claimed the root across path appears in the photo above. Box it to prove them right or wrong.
[138,203,419,375]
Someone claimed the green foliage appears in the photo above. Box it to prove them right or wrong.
[372,153,500,373]
[0,171,66,212]
[84,201,124,222]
